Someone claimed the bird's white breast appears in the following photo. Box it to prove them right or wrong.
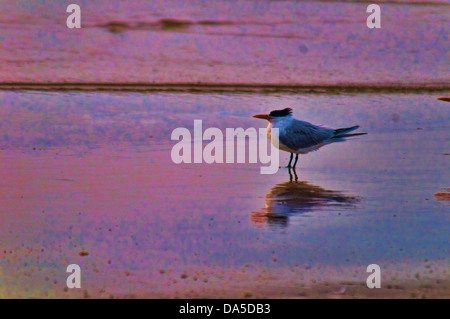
[267,117,299,153]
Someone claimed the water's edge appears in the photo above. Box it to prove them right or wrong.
[1,83,449,93]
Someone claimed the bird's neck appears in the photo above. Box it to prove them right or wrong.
[266,121,272,139]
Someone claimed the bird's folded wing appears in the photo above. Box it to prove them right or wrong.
[279,122,334,150]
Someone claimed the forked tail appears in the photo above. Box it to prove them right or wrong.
[333,126,367,138]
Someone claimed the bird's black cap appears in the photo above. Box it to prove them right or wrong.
[269,108,293,117]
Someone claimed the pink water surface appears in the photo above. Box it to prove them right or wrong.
[0,0,448,86]
[0,0,449,299]
[0,91,449,298]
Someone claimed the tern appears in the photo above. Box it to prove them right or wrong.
[253,108,367,169]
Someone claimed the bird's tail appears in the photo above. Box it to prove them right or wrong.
[333,126,367,138]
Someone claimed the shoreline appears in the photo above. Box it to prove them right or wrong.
[0,82,449,93]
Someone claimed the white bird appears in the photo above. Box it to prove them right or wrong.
[253,108,367,169]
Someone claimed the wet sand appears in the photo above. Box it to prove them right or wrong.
[0,91,448,298]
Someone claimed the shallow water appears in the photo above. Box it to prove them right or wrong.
[0,0,448,86]
[0,91,448,297]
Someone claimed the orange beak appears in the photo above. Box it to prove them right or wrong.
[437,97,450,102]
[252,114,272,121]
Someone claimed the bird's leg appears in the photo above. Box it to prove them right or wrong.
[293,154,299,169]
[293,168,298,182]
[288,167,298,182]
[286,153,293,168]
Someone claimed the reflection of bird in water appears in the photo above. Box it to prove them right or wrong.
[251,168,361,228]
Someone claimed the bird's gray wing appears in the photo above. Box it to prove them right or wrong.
[279,120,334,150]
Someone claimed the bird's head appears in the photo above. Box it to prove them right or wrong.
[253,108,293,122]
